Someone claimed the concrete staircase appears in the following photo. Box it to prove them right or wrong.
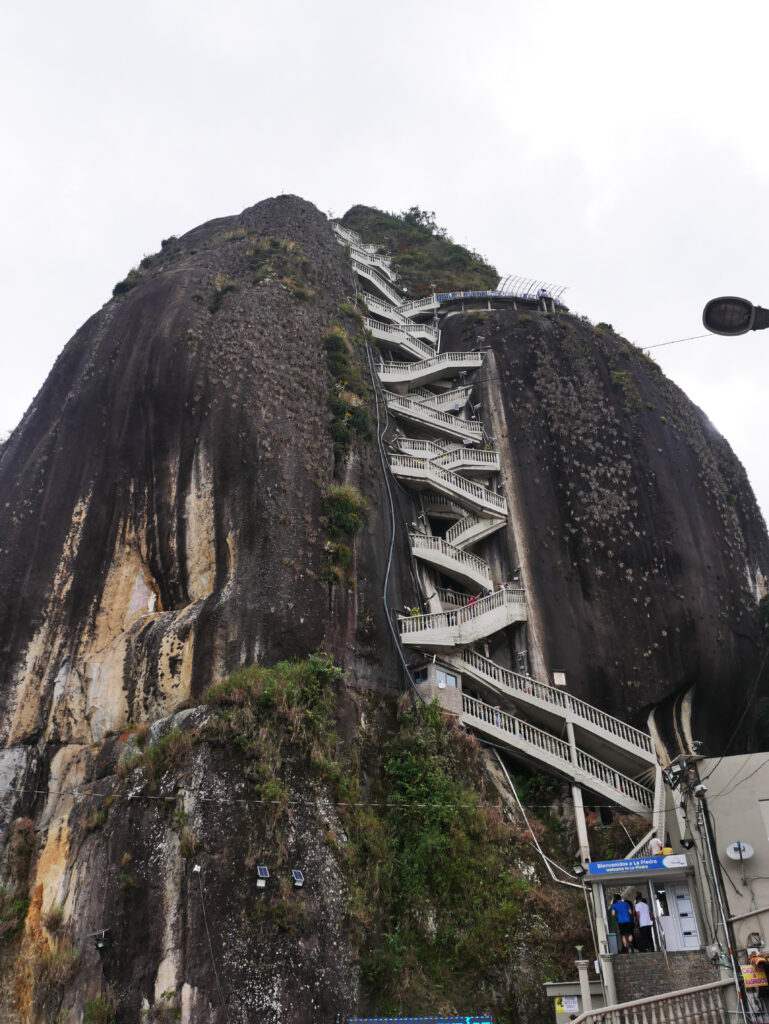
[334,220,660,822]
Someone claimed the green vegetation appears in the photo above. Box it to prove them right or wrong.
[84,994,118,1024]
[323,321,371,468]
[112,267,143,296]
[245,236,312,298]
[0,883,28,944]
[341,205,498,296]
[32,942,80,994]
[42,904,64,933]
[335,702,580,1018]
[205,653,348,807]
[610,368,642,411]
[322,485,369,538]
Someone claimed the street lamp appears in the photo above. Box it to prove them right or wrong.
[702,296,769,336]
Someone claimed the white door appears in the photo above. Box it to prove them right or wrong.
[654,882,700,951]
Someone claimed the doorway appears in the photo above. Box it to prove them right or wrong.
[653,881,700,951]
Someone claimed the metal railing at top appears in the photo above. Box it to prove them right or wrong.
[388,453,506,512]
[398,586,526,635]
[399,287,566,316]
[461,695,653,808]
[383,396,485,438]
[408,532,491,581]
[351,259,403,307]
[571,979,730,1024]
[458,649,654,756]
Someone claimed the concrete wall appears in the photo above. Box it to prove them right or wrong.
[695,754,769,955]
[612,951,717,1002]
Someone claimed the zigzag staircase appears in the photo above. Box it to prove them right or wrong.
[334,220,660,826]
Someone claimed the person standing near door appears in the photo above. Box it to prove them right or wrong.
[635,892,655,951]
[611,894,637,953]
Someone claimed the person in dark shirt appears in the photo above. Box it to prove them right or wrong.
[611,894,637,953]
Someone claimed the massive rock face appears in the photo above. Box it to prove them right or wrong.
[0,195,767,1022]
[0,197,402,749]
[461,312,769,750]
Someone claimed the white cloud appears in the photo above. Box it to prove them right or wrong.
[2,0,768,522]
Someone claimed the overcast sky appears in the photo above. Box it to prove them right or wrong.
[3,1,768,522]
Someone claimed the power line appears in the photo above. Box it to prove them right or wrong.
[641,332,711,352]
[0,782,640,815]
[196,870,230,1023]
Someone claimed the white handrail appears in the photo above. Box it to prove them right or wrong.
[458,649,654,756]
[461,695,653,809]
[462,693,571,761]
[575,748,653,808]
[409,384,475,408]
[365,319,436,359]
[409,533,491,581]
[384,397,485,439]
[572,978,730,1024]
[363,293,408,323]
[375,351,482,380]
[351,259,404,306]
[432,449,500,470]
[388,452,506,511]
[399,587,526,635]
[435,586,475,607]
[349,244,392,271]
[446,513,481,543]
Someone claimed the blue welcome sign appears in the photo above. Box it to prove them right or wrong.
[588,854,687,876]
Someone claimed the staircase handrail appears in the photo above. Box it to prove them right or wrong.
[349,245,394,274]
[365,319,436,359]
[399,587,526,635]
[461,695,653,810]
[333,223,361,245]
[364,294,408,323]
[575,748,653,809]
[435,586,475,608]
[408,532,491,581]
[375,351,482,379]
[432,448,499,469]
[571,978,730,1024]
[462,693,571,762]
[388,452,506,509]
[351,259,403,306]
[458,649,654,756]
[409,384,475,408]
[446,513,481,542]
[422,494,466,518]
[384,397,485,439]
[394,438,445,457]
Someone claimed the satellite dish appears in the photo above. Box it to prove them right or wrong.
[726,841,754,861]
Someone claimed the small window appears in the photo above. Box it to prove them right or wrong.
[414,669,428,684]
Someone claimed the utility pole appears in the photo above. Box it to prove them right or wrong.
[694,782,748,1024]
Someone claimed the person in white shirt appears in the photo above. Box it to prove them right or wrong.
[635,893,655,951]
[648,832,663,857]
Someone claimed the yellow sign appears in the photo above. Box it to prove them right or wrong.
[741,964,768,988]
[555,996,580,1013]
